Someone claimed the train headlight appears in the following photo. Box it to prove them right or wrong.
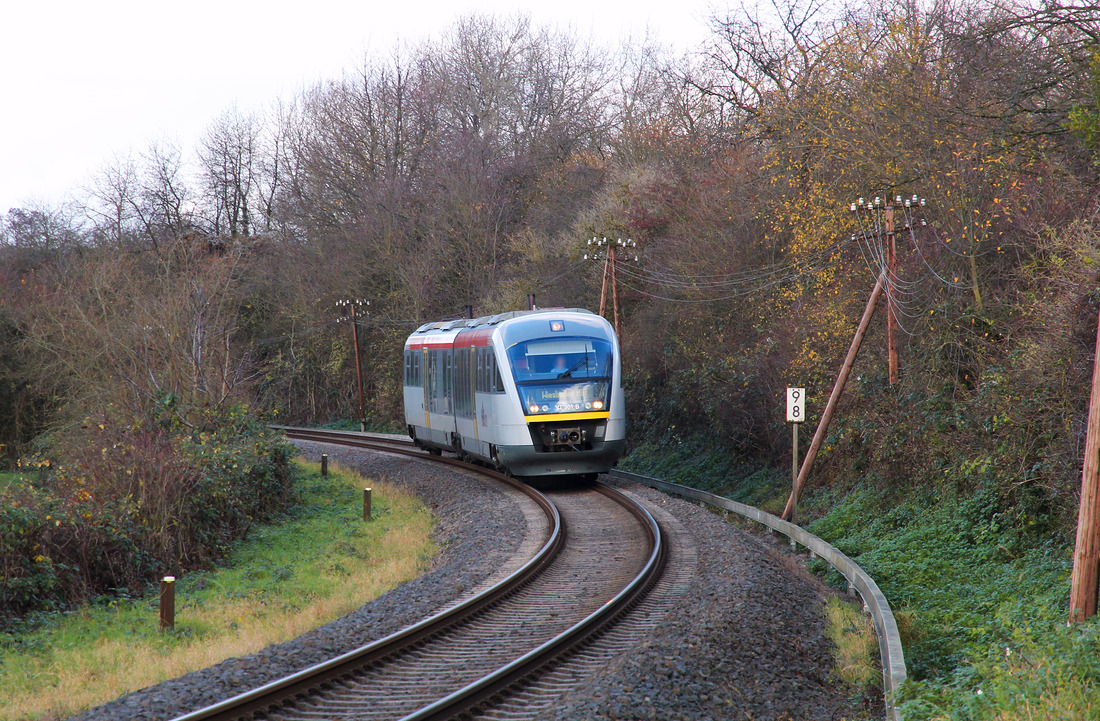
[529,404,540,414]
[592,400,604,410]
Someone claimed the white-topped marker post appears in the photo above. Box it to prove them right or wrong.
[786,387,805,523]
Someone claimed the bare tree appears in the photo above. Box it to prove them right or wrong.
[83,154,142,248]
[197,105,262,238]
[0,201,84,251]
[18,242,254,428]
[136,139,194,248]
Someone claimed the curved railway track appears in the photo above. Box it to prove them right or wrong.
[173,427,667,721]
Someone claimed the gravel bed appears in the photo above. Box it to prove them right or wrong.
[544,478,880,721]
[70,443,878,721]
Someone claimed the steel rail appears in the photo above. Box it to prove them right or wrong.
[399,481,666,721]
[174,427,665,721]
[172,427,563,721]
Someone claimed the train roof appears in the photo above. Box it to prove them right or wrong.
[411,308,596,335]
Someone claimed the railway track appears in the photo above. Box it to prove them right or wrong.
[173,427,667,721]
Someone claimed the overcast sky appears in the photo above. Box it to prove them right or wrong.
[0,0,726,215]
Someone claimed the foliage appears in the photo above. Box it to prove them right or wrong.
[897,619,1100,720]
[1066,52,1100,150]
[0,460,435,721]
[0,411,294,625]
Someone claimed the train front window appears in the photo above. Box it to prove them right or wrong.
[507,338,612,381]
[507,337,613,416]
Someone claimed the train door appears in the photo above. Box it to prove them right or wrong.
[421,348,431,428]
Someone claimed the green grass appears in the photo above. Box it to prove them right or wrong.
[0,459,436,721]
[825,595,879,695]
[620,437,1100,721]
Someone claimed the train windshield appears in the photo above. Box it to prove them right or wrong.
[507,337,613,416]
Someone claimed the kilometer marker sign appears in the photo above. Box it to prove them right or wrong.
[786,387,805,423]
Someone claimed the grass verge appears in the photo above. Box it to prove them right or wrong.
[824,595,879,694]
[0,459,435,721]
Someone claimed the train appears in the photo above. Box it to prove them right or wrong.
[402,308,625,480]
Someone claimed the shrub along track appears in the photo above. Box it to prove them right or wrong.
[171,427,666,721]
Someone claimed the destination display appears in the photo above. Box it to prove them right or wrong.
[518,380,610,416]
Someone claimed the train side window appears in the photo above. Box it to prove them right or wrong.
[491,354,504,393]
[444,351,453,411]
[426,351,436,412]
[455,348,472,418]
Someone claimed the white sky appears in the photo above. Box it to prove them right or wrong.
[0,0,726,215]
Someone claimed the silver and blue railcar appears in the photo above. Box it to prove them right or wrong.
[402,308,625,479]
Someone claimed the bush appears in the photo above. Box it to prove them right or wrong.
[0,406,295,626]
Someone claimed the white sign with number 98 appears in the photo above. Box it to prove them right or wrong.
[786,387,805,422]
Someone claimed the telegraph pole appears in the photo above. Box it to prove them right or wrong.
[1070,305,1100,623]
[337,299,369,432]
[586,237,637,339]
[610,243,622,339]
[885,204,898,385]
[850,194,925,386]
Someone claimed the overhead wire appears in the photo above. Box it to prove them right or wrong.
[600,198,966,334]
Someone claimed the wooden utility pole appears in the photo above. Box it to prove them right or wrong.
[599,253,610,316]
[587,237,636,338]
[1069,306,1100,623]
[852,194,925,386]
[782,274,885,521]
[610,243,621,339]
[885,204,899,385]
[338,299,369,432]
